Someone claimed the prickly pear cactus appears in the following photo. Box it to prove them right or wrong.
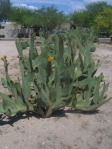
[0,30,111,118]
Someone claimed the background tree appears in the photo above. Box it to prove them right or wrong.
[35,6,66,37]
[69,10,90,27]
[93,7,112,35]
[9,7,36,25]
[9,6,66,37]
[85,1,109,23]
[0,0,11,20]
[69,1,110,28]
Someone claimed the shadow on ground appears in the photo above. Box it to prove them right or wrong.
[0,109,99,126]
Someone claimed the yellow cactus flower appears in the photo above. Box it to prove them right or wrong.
[0,56,7,61]
[47,56,54,62]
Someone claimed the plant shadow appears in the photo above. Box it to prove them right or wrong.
[0,112,39,126]
[65,108,100,115]
[0,108,99,126]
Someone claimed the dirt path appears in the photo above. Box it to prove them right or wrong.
[0,41,112,149]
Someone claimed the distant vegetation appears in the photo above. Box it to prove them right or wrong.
[69,1,112,36]
[8,6,66,37]
[0,0,11,20]
[0,0,112,37]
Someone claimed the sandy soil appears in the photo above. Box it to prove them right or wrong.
[0,41,112,149]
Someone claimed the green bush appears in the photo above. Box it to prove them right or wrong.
[0,30,111,118]
[93,7,112,36]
